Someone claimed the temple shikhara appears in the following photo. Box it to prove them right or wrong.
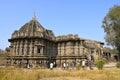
[7,16,104,68]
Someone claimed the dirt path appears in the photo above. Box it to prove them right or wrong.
[104,62,117,68]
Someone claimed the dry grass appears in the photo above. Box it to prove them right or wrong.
[0,67,120,80]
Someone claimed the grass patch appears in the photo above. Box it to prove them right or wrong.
[0,68,120,80]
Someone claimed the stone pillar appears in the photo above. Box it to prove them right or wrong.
[80,46,84,56]
[51,43,53,56]
[27,41,30,55]
[63,42,65,56]
[34,46,37,56]
[59,43,62,56]
[101,48,103,56]
[17,41,20,55]
[52,43,56,56]
[11,42,15,56]
[61,43,63,56]
[10,42,15,56]
[40,47,43,56]
[29,40,32,56]
[31,41,34,56]
[12,42,15,56]
[19,41,22,56]
[14,41,18,55]
[66,42,71,56]
[71,42,75,56]
[75,41,78,56]
[41,40,44,56]
[64,43,66,56]
[47,42,50,56]
[49,42,52,56]
[15,41,18,56]
[44,41,47,55]
[21,41,24,55]
[34,40,37,56]
[24,41,26,56]
[77,42,80,56]
[57,43,60,56]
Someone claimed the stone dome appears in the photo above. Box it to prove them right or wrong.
[11,17,55,40]
[19,18,45,33]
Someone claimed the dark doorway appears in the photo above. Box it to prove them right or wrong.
[37,47,41,54]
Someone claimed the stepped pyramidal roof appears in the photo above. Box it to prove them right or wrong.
[19,17,45,33]
[11,16,55,40]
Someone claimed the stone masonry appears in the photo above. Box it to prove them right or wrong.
[7,16,104,68]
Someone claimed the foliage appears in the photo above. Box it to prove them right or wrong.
[96,58,105,70]
[102,5,120,52]
[116,61,120,68]
[111,48,119,54]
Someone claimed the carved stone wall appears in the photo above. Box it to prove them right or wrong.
[7,18,104,68]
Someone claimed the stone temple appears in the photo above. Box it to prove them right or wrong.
[7,16,104,68]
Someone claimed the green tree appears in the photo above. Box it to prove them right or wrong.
[116,61,120,68]
[96,58,105,70]
[111,48,119,54]
[102,5,120,59]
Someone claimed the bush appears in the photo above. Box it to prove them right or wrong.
[116,62,120,68]
[96,58,105,70]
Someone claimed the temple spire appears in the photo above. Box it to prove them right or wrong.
[32,10,37,20]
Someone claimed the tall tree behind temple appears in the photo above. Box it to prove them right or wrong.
[102,5,120,60]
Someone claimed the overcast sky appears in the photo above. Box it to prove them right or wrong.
[0,0,119,50]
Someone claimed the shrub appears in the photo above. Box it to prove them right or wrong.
[96,58,105,70]
[116,62,120,68]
